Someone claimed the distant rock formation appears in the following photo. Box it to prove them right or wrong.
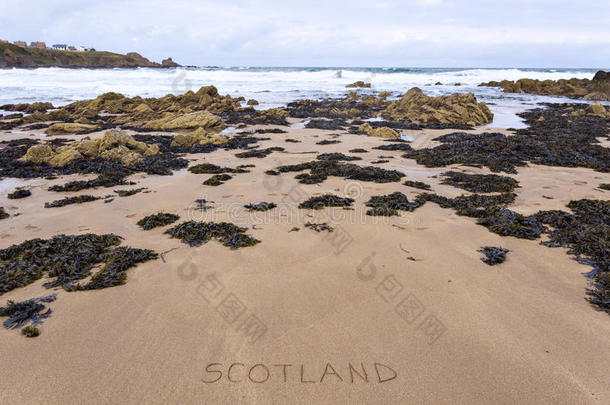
[382,87,493,126]
[0,42,180,69]
[479,70,610,101]
[346,81,371,88]
[161,57,179,67]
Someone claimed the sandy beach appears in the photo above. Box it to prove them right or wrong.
[1,119,608,404]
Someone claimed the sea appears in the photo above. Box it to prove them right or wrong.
[0,67,607,129]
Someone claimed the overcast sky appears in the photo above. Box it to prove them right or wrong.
[2,0,610,67]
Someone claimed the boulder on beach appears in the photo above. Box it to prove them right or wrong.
[346,81,371,88]
[381,87,493,126]
[45,122,97,135]
[358,123,400,139]
[143,110,223,131]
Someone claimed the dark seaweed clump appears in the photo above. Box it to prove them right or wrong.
[316,153,362,161]
[299,194,354,209]
[404,180,431,190]
[79,247,158,290]
[0,207,8,220]
[265,170,280,176]
[440,171,519,193]
[418,192,517,218]
[600,183,610,190]
[371,159,389,164]
[48,172,134,192]
[402,104,610,174]
[477,207,545,239]
[479,247,509,265]
[234,147,284,158]
[276,160,404,184]
[115,187,146,197]
[304,222,334,232]
[373,143,413,152]
[137,213,180,230]
[203,174,232,186]
[285,138,301,143]
[44,195,101,208]
[165,221,260,249]
[7,189,31,199]
[188,163,249,174]
[1,294,56,337]
[244,202,277,211]
[349,148,368,153]
[305,119,348,130]
[316,139,341,145]
[365,192,424,216]
[0,234,157,294]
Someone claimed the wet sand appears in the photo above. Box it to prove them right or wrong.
[0,123,609,404]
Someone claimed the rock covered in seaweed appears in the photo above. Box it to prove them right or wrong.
[20,130,160,167]
[479,71,610,101]
[382,87,493,126]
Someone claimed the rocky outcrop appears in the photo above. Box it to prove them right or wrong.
[346,81,371,88]
[0,102,54,113]
[479,70,610,101]
[569,103,610,119]
[46,123,98,135]
[161,57,179,67]
[20,130,160,167]
[381,87,493,126]
[0,42,180,69]
[357,123,399,138]
[8,85,288,132]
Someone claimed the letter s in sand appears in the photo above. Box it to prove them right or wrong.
[201,363,222,383]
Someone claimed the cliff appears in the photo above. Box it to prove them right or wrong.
[0,42,179,69]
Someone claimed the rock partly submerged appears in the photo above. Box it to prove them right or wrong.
[382,87,493,126]
[7,85,287,133]
[479,70,610,101]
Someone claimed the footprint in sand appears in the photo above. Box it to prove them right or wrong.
[1,233,15,239]
[125,214,137,218]
[573,181,588,185]
[25,225,39,231]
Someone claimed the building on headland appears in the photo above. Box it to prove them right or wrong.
[0,40,8,43]
[52,44,68,50]
[76,46,93,52]
[68,46,76,51]
[13,41,27,47]
[30,41,47,49]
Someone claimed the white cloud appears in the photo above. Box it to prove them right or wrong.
[1,0,609,67]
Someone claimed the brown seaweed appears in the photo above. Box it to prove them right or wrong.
[137,213,180,230]
[299,194,354,209]
[165,221,260,249]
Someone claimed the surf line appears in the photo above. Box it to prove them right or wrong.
[201,362,397,384]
